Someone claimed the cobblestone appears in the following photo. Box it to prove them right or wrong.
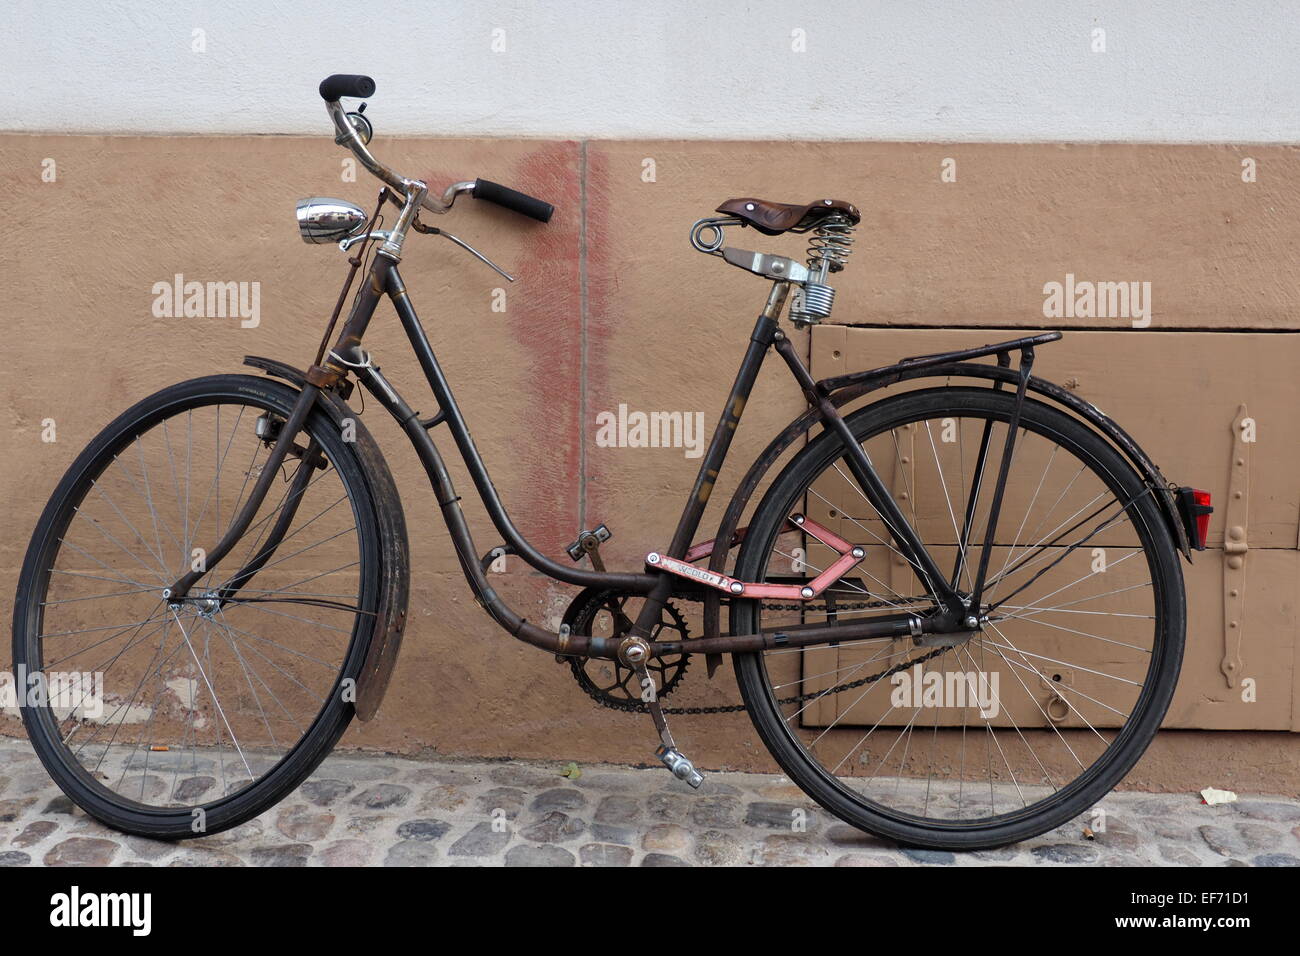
[448,822,512,858]
[518,810,585,843]
[590,822,638,845]
[384,840,439,866]
[276,806,335,843]
[643,823,691,853]
[579,842,633,867]
[529,788,586,813]
[351,784,411,810]
[249,843,312,867]
[505,843,574,866]
[44,837,118,866]
[396,819,451,842]
[0,736,1294,867]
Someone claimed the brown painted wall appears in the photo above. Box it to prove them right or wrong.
[1,135,1296,792]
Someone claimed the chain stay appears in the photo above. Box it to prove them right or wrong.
[577,592,940,715]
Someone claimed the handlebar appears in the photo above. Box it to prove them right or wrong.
[318,74,375,101]
[318,73,554,224]
[471,179,554,223]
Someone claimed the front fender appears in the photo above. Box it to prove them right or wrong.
[243,356,410,722]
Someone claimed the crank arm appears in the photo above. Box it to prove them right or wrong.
[623,640,704,789]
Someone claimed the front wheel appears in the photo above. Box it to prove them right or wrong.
[12,375,382,839]
[732,387,1185,850]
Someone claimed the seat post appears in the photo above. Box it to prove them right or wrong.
[762,279,792,321]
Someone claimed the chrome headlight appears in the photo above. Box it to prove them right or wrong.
[295,197,368,244]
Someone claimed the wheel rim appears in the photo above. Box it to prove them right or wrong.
[741,393,1175,831]
[17,391,373,815]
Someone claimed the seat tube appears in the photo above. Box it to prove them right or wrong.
[665,282,789,559]
[629,283,790,641]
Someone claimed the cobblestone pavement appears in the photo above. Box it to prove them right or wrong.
[0,737,1296,867]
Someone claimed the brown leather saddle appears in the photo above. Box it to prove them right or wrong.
[715,197,861,236]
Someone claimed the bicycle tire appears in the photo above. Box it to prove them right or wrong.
[732,386,1185,850]
[13,375,383,839]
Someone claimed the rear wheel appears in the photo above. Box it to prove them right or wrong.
[12,375,381,839]
[733,387,1184,849]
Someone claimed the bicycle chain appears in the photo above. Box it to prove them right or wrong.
[577,594,946,716]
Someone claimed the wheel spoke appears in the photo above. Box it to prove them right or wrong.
[741,393,1173,838]
[20,396,369,820]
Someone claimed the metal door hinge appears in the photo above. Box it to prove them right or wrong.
[1220,404,1251,688]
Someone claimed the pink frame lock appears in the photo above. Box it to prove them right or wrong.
[647,514,864,600]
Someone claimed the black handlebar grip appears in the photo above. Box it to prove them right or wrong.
[472,179,555,223]
[319,74,376,101]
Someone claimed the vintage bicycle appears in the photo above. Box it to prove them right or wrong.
[12,75,1214,850]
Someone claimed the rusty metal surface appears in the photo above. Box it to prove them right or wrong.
[305,364,346,389]
[240,348,1188,698]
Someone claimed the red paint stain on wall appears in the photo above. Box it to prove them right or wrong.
[580,144,616,535]
[417,144,587,558]
[508,141,584,552]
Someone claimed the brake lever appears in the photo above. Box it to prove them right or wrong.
[338,223,515,282]
[412,219,516,282]
[338,231,392,252]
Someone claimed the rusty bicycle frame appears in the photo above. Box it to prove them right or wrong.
[11,71,1216,831]
[164,199,1193,728]
[157,76,1196,735]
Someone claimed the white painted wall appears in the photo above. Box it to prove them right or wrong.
[6,0,1299,141]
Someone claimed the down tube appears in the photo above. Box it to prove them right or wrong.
[383,267,657,594]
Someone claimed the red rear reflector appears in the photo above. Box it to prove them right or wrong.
[1175,487,1213,551]
[1192,489,1212,549]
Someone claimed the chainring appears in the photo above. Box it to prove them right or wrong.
[562,587,690,708]
[562,586,947,716]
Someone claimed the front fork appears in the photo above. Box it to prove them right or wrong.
[214,436,325,605]
[167,384,324,606]
[167,230,390,607]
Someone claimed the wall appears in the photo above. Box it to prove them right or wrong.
[7,1,1300,141]
[2,3,1296,792]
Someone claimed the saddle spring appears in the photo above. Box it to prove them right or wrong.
[789,214,856,326]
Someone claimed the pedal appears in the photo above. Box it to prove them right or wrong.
[656,745,705,789]
[565,524,611,571]
[622,636,706,790]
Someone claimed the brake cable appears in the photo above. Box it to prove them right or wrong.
[312,187,390,367]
